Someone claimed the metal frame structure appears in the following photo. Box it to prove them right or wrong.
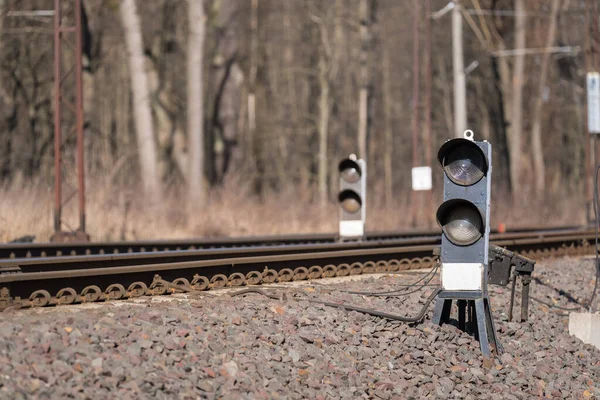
[52,0,87,242]
[7,1,87,242]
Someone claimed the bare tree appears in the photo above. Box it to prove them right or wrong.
[382,41,393,206]
[0,0,6,102]
[310,3,339,205]
[187,0,206,204]
[119,0,161,203]
[467,0,525,195]
[0,0,591,225]
[248,0,258,171]
[531,0,561,193]
[0,0,9,180]
[357,0,370,161]
[508,0,526,196]
[204,0,244,184]
[317,52,330,205]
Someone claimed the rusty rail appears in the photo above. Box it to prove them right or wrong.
[0,225,588,259]
[0,227,594,310]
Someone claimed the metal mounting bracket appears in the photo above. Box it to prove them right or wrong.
[432,290,503,367]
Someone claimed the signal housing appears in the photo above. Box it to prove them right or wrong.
[432,132,501,364]
[437,138,491,275]
[338,155,366,239]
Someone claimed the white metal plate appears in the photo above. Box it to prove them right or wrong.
[441,263,483,291]
[411,166,432,191]
[588,72,600,134]
[339,220,364,238]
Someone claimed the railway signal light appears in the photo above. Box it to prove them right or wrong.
[432,130,502,365]
[338,155,366,239]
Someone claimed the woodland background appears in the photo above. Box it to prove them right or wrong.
[0,0,593,241]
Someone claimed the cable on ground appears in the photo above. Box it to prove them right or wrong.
[229,287,442,323]
[529,295,583,311]
[344,265,439,297]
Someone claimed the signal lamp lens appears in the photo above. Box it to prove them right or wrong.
[341,167,361,183]
[443,145,485,186]
[338,190,362,213]
[441,204,483,246]
[338,159,362,183]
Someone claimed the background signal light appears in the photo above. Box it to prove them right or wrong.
[338,155,366,240]
[338,190,362,213]
[339,160,361,183]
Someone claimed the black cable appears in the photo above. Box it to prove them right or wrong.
[345,266,436,295]
[345,265,439,296]
[355,266,439,297]
[529,295,583,311]
[229,287,442,323]
[228,287,281,300]
[302,288,441,322]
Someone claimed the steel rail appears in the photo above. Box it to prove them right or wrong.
[0,229,593,274]
[0,225,587,259]
[0,228,594,310]
[0,244,435,282]
[2,231,591,283]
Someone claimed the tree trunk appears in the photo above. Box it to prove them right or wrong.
[217,45,243,181]
[317,54,330,205]
[248,0,258,158]
[0,0,7,104]
[508,0,526,197]
[357,0,369,161]
[248,0,258,172]
[207,0,243,184]
[531,0,560,193]
[496,42,513,191]
[382,43,393,207]
[187,0,206,204]
[119,0,161,203]
[0,0,11,182]
[437,56,454,135]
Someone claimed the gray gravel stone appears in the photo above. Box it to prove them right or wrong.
[0,257,599,399]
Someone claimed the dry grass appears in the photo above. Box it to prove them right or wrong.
[0,175,587,243]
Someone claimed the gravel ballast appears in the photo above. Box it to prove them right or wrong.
[0,256,599,399]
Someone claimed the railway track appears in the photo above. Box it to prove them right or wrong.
[0,227,595,311]
[1,225,585,259]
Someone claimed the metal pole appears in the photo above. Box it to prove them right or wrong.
[411,0,421,226]
[595,1,600,204]
[411,0,420,168]
[53,0,62,233]
[585,3,591,220]
[74,0,85,232]
[424,0,433,226]
[594,0,599,71]
[452,0,466,137]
